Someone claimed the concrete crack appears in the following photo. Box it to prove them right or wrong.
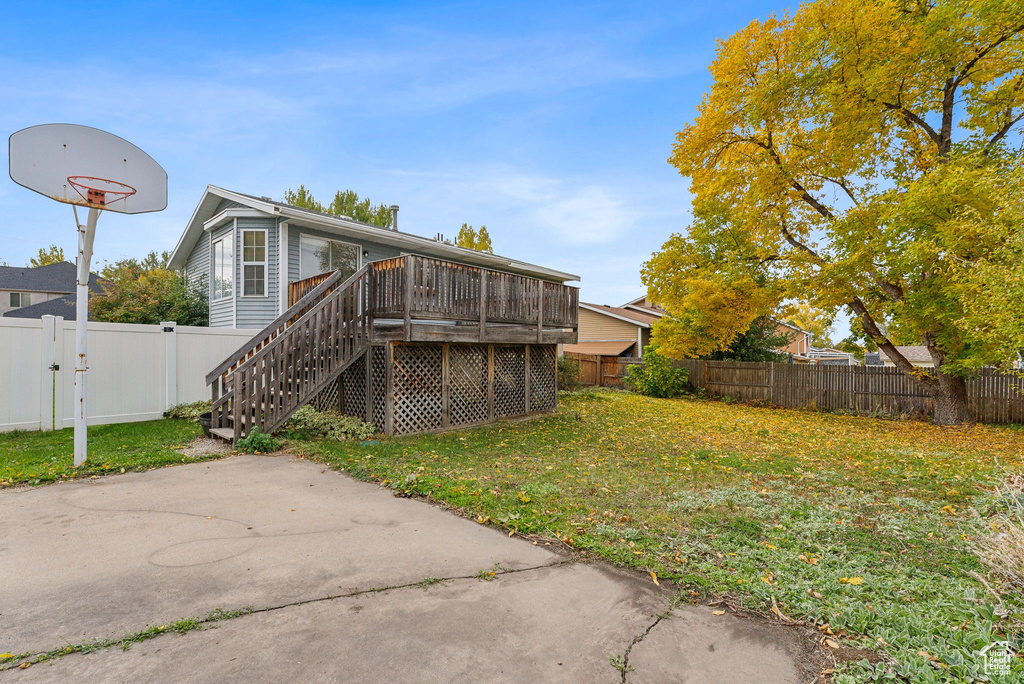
[617,606,673,683]
[1,558,576,673]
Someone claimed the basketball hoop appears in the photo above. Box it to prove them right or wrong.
[9,124,167,467]
[67,176,137,207]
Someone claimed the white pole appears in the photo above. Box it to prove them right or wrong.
[74,207,100,466]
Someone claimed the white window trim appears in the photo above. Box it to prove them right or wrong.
[298,234,362,280]
[211,233,234,302]
[240,227,269,298]
[278,221,289,313]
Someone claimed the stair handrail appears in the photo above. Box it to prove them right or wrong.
[228,265,371,438]
[230,265,369,378]
[205,268,349,385]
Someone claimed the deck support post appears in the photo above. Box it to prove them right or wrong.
[365,347,373,423]
[524,345,532,414]
[487,344,495,422]
[441,343,450,429]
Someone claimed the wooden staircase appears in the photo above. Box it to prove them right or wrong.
[206,265,371,442]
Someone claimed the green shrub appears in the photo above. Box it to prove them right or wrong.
[236,426,280,453]
[557,355,584,391]
[624,347,690,398]
[284,406,377,441]
[165,401,210,420]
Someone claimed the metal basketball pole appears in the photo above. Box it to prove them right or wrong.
[74,206,100,466]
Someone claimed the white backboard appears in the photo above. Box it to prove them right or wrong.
[9,124,167,214]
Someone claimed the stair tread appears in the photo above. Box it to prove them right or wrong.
[209,427,234,441]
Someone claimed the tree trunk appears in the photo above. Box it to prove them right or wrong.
[932,371,972,425]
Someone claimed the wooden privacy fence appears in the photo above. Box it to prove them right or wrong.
[671,359,1024,424]
[564,352,642,388]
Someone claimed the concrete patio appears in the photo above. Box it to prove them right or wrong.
[0,454,815,682]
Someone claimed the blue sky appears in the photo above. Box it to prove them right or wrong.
[2,0,790,311]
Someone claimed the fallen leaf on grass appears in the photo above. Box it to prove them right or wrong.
[650,571,659,586]
[839,576,864,585]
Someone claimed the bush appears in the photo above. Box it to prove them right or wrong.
[166,401,210,421]
[557,355,584,391]
[974,473,1024,592]
[283,406,377,441]
[624,348,690,398]
[236,426,280,454]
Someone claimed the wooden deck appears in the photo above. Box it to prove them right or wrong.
[208,255,578,440]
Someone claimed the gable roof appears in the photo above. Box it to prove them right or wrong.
[621,295,665,317]
[168,186,579,283]
[579,302,658,327]
[0,262,102,294]
[2,294,93,320]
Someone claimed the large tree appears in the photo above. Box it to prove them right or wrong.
[283,185,392,228]
[91,251,207,326]
[646,0,1024,424]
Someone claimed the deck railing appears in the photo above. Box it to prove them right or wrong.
[362,254,577,328]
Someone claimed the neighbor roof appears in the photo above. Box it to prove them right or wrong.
[881,346,933,364]
[2,294,93,321]
[580,302,658,327]
[168,186,579,283]
[563,340,636,356]
[0,262,103,294]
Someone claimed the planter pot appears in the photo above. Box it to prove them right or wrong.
[199,412,212,438]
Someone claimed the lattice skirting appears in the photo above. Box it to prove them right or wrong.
[309,379,340,413]
[383,342,556,436]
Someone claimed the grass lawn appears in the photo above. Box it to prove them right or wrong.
[0,419,205,487]
[291,390,1024,683]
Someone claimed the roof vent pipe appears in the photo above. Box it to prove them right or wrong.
[390,205,399,231]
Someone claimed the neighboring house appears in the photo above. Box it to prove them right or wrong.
[168,186,577,329]
[880,346,935,368]
[807,347,859,365]
[774,320,813,358]
[0,262,103,320]
[564,301,658,358]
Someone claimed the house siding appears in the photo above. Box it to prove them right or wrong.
[184,225,211,294]
[287,222,402,282]
[577,308,641,341]
[214,198,245,214]
[208,223,234,327]
[234,217,279,329]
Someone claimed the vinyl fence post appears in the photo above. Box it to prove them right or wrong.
[162,321,177,411]
[39,316,56,431]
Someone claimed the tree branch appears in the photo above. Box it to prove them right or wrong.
[847,298,932,382]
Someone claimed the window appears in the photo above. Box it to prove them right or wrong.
[299,236,359,281]
[9,292,30,308]
[212,235,233,300]
[242,229,267,296]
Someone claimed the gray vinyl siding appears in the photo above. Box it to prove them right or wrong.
[208,223,234,328]
[183,228,210,294]
[235,217,279,329]
[213,198,245,214]
[287,223,401,283]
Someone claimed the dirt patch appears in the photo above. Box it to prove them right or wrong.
[179,436,233,458]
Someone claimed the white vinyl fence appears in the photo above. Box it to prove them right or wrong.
[0,316,259,433]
